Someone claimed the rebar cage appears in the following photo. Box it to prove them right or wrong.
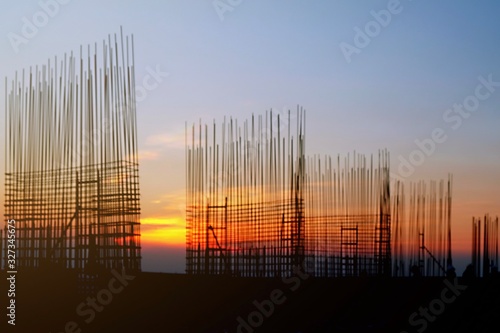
[2,28,141,273]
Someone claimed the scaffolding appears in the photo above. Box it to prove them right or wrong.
[3,29,141,273]
[185,109,457,278]
[304,151,392,277]
[185,110,394,277]
[401,176,454,277]
[186,109,306,277]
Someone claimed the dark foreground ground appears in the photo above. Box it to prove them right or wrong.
[0,269,498,333]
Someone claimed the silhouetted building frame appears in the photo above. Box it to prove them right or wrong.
[2,29,141,273]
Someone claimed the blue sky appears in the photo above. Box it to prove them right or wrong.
[1,0,499,274]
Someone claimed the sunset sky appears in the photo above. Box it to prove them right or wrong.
[0,0,499,275]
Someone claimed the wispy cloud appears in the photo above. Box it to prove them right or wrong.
[148,191,186,216]
[138,150,161,161]
[146,132,184,149]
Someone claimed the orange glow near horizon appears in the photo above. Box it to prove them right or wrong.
[138,185,497,264]
[138,208,479,259]
[141,216,186,246]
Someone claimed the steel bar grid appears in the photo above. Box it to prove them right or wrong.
[186,109,306,277]
[3,29,141,273]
